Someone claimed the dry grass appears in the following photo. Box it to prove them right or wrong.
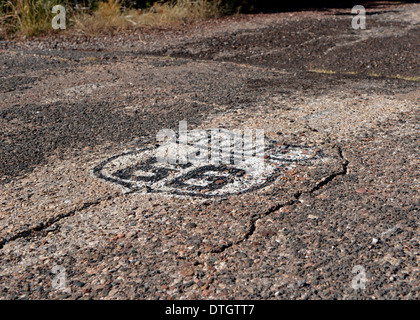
[0,0,223,38]
[73,0,222,35]
[0,0,63,37]
[72,0,128,33]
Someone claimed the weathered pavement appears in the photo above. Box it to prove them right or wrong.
[0,3,419,299]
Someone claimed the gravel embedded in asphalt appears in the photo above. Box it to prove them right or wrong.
[0,3,418,300]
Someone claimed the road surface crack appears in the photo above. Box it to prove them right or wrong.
[0,192,120,250]
[1,148,349,253]
[211,145,349,254]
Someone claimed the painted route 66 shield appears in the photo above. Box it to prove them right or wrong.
[93,141,326,198]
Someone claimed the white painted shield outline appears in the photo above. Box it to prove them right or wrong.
[93,141,326,197]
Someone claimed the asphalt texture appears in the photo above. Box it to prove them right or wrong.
[0,3,418,299]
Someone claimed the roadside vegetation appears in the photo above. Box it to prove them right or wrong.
[0,0,253,38]
[1,1,406,39]
[73,0,223,35]
[1,0,63,37]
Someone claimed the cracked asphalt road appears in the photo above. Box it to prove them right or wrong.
[0,3,419,299]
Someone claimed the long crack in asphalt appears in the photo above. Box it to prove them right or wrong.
[211,145,350,254]
[0,3,418,300]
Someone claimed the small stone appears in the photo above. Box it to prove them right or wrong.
[261,230,276,237]
[202,289,211,297]
[74,281,85,288]
[201,282,209,290]
[45,225,59,232]
[107,288,119,297]
[82,288,91,294]
[180,266,194,277]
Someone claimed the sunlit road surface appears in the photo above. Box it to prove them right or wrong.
[0,3,418,299]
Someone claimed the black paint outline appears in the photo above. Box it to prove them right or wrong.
[92,143,327,198]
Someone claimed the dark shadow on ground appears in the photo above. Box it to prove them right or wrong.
[242,1,419,13]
